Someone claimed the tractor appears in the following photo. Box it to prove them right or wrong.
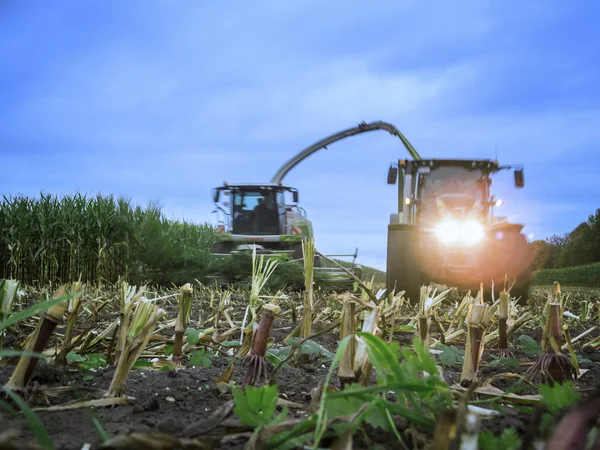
[385,158,533,303]
[210,182,315,262]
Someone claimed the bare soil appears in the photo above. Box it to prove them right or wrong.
[1,320,599,450]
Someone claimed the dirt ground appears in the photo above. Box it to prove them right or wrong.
[1,319,599,450]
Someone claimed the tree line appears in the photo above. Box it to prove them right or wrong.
[530,208,600,270]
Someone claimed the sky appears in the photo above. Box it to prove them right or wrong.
[1,0,600,271]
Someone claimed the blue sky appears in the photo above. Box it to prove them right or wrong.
[2,0,600,271]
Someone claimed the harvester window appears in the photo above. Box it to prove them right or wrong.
[231,190,279,235]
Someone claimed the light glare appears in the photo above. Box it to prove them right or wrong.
[434,219,484,245]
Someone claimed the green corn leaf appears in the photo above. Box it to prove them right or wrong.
[356,331,404,382]
[0,293,74,332]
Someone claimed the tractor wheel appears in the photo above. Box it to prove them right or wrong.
[494,227,533,305]
[386,224,422,303]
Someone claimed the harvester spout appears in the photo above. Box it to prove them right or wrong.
[270,120,421,184]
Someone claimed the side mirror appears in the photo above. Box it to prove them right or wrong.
[212,189,220,202]
[293,191,299,203]
[387,166,398,184]
[514,169,524,188]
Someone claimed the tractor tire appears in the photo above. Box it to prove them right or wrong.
[493,226,533,305]
[386,224,422,303]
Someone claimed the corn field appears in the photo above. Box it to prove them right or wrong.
[0,193,216,286]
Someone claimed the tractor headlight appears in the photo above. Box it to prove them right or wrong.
[433,219,484,246]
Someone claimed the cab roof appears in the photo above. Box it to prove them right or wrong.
[214,183,297,191]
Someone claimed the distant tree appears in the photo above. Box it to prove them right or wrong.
[556,209,600,268]
[545,233,569,268]
[530,239,553,270]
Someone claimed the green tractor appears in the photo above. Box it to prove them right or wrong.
[209,182,363,289]
[385,158,533,303]
[210,182,315,262]
[208,120,423,288]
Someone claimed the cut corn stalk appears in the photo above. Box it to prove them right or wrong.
[417,285,452,348]
[446,291,473,335]
[214,290,232,329]
[173,283,193,364]
[243,302,280,387]
[106,298,166,397]
[353,304,381,384]
[562,325,580,375]
[0,279,20,350]
[240,246,278,346]
[56,280,85,365]
[524,282,577,384]
[484,312,533,347]
[0,279,20,323]
[114,282,146,364]
[301,238,315,338]
[338,294,357,388]
[497,286,511,358]
[562,326,597,351]
[460,303,491,386]
[5,286,70,391]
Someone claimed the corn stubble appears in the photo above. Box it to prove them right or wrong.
[525,282,578,384]
[5,286,71,392]
[173,283,193,365]
[338,295,357,388]
[460,290,492,387]
[242,302,280,387]
[106,287,166,398]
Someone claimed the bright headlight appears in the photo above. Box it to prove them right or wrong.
[433,219,484,245]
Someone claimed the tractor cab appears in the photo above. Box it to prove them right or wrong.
[212,183,302,236]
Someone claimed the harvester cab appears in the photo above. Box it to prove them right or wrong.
[210,182,313,261]
[386,158,533,303]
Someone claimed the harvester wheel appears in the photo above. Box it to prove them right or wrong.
[386,224,421,303]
